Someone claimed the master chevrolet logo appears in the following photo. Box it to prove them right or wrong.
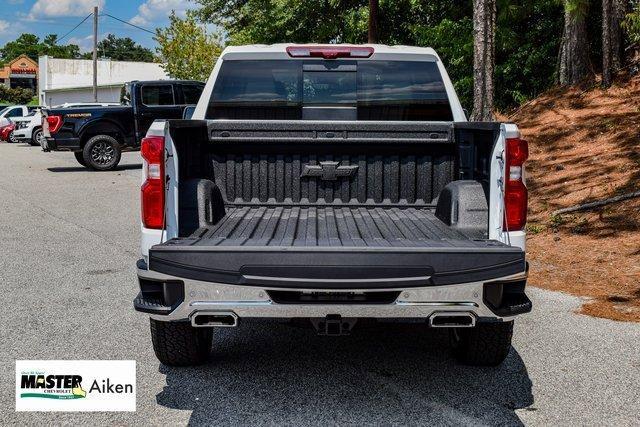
[16,360,136,412]
[20,374,87,400]
[301,161,358,181]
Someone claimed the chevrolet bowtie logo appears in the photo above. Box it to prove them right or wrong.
[301,161,359,181]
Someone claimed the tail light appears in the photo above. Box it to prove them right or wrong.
[46,115,63,134]
[286,45,374,59]
[140,136,165,229]
[504,137,528,231]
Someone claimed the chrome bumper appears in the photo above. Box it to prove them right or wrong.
[137,267,528,322]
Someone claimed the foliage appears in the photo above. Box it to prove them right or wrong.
[1,33,154,65]
[495,0,563,109]
[0,34,80,65]
[155,12,223,81]
[623,1,640,44]
[193,0,567,110]
[81,34,155,62]
[563,0,589,18]
[194,0,369,44]
[0,86,35,105]
[414,18,474,110]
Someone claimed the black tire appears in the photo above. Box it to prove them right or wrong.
[450,321,513,366]
[74,151,87,167]
[30,127,43,146]
[82,135,122,171]
[150,319,213,367]
[8,130,18,143]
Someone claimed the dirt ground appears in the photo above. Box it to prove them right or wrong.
[505,74,640,322]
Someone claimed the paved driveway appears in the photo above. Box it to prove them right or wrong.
[1,142,638,425]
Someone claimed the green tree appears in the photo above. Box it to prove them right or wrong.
[558,0,590,85]
[623,0,640,44]
[0,34,41,63]
[0,33,81,65]
[42,34,81,59]
[155,12,223,81]
[414,18,474,110]
[81,34,155,62]
[194,1,605,109]
[194,0,370,44]
[193,0,474,45]
[494,0,563,108]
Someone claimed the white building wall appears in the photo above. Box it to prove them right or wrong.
[42,86,124,107]
[38,56,169,105]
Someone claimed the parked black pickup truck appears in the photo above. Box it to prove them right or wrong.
[42,80,204,170]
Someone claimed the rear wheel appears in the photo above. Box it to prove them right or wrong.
[74,151,87,167]
[82,135,122,171]
[450,321,513,366]
[30,127,44,146]
[150,319,213,366]
[8,130,18,143]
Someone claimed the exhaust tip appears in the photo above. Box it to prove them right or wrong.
[191,311,238,328]
[429,312,476,328]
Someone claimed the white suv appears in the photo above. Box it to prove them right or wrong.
[13,110,43,146]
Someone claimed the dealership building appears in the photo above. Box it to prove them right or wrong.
[38,56,169,106]
[0,55,39,91]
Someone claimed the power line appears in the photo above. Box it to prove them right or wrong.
[57,13,93,43]
[100,13,155,35]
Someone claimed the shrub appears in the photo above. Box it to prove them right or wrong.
[0,86,34,105]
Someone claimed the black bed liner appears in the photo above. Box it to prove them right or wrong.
[194,206,472,247]
[150,120,523,289]
[149,206,525,289]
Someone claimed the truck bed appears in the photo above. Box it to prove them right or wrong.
[148,120,525,289]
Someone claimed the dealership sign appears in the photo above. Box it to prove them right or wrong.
[15,360,136,411]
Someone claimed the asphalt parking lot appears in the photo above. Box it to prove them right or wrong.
[1,142,639,425]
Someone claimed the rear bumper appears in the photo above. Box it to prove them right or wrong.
[13,130,31,140]
[44,136,80,151]
[134,262,531,322]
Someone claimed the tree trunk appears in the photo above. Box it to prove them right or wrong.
[603,0,613,87]
[610,0,624,69]
[471,0,496,122]
[368,0,379,44]
[558,1,590,86]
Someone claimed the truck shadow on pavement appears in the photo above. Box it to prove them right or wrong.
[156,320,534,425]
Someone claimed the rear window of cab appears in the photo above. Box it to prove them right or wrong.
[206,60,453,121]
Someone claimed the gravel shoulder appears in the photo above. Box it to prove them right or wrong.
[1,143,638,425]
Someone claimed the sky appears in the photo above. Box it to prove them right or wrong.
[0,0,198,52]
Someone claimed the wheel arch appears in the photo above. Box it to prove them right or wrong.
[79,119,125,149]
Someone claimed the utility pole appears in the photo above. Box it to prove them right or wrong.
[92,5,98,102]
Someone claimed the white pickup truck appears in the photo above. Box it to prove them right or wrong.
[134,44,531,367]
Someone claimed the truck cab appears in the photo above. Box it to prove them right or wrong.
[134,44,530,367]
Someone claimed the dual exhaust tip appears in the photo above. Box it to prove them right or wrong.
[191,311,238,328]
[190,311,476,329]
[428,312,476,328]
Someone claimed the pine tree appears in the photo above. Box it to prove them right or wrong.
[471,0,496,121]
[558,0,590,85]
[603,0,613,87]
